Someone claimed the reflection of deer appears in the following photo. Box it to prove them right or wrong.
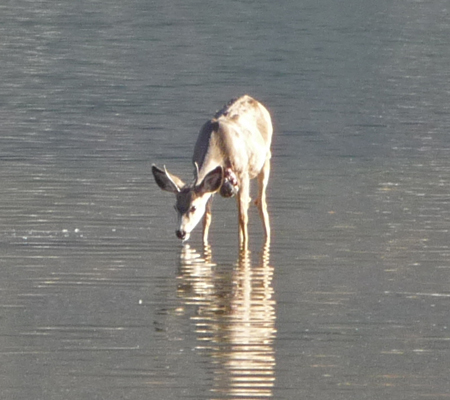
[177,244,276,399]
[152,95,273,250]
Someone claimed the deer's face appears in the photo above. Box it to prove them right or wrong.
[152,165,223,241]
[174,188,211,241]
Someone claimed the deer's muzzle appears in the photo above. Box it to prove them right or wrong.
[176,229,188,240]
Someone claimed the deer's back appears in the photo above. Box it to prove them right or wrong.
[193,95,273,180]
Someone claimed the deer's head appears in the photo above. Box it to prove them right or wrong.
[152,165,223,241]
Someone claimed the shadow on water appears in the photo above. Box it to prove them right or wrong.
[177,243,276,399]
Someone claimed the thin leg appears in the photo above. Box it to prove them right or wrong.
[256,159,271,243]
[202,196,213,245]
[237,176,250,250]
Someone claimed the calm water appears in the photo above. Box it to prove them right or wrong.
[1,0,450,399]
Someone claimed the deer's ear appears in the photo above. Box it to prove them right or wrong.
[152,165,185,193]
[197,166,223,194]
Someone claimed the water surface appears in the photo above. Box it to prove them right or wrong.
[1,0,450,399]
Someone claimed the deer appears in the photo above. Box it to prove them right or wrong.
[152,95,273,250]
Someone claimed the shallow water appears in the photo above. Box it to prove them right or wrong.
[1,0,450,399]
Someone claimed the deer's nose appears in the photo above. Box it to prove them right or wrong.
[176,229,186,240]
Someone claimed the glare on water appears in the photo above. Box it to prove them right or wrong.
[1,0,450,399]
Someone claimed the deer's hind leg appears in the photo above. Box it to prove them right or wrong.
[255,158,271,242]
[237,175,250,250]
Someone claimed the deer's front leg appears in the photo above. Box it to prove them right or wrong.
[237,176,250,250]
[202,196,213,245]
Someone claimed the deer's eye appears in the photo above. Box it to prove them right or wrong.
[189,206,197,213]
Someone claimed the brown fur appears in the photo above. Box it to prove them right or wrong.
[152,95,273,249]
